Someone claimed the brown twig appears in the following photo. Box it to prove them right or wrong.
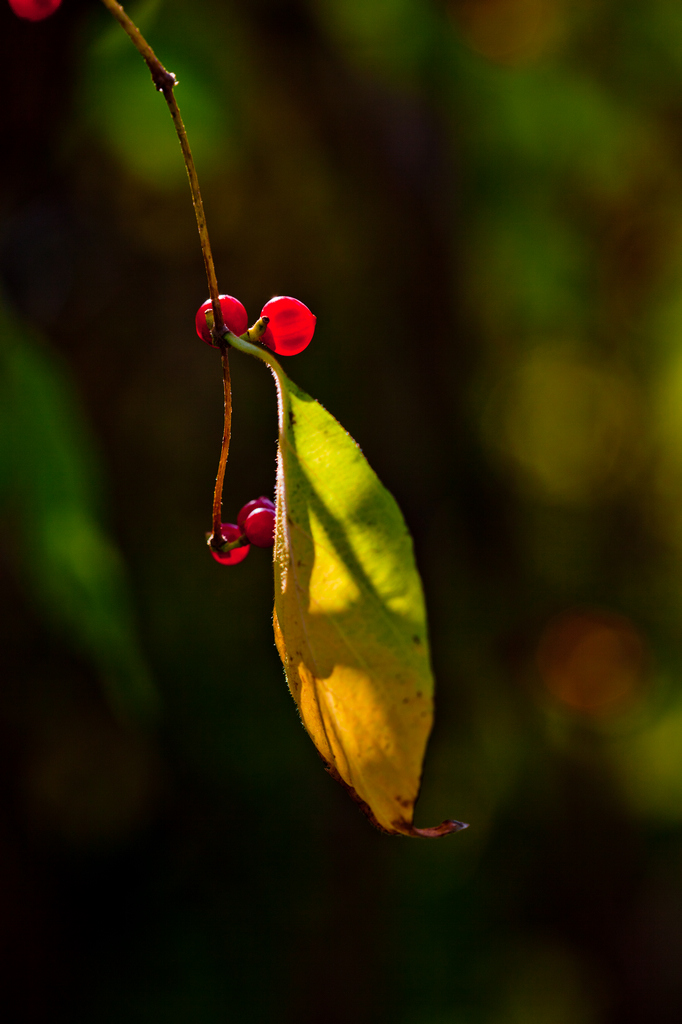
[100,0,233,540]
[212,350,232,545]
[99,0,223,334]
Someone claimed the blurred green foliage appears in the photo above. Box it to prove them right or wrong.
[81,0,234,187]
[0,294,156,717]
[3,0,682,1021]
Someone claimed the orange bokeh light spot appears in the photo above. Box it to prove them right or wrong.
[536,610,647,714]
[450,0,564,66]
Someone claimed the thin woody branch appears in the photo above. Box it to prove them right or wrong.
[99,0,224,338]
[100,0,233,540]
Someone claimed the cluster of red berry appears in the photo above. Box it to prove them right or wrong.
[211,496,276,566]
[195,295,316,356]
[197,294,314,565]
[9,4,311,570]
[8,0,61,20]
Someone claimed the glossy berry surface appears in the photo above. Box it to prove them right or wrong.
[8,0,61,18]
[210,523,250,565]
[260,297,316,356]
[243,507,276,547]
[195,295,248,348]
[237,496,275,529]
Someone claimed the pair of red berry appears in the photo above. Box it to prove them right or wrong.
[195,295,316,356]
[211,496,276,566]
[8,0,61,19]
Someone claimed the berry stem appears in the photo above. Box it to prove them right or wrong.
[210,350,232,548]
[208,320,270,547]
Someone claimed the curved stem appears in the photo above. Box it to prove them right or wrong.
[226,331,285,380]
[210,347,232,546]
[101,0,236,543]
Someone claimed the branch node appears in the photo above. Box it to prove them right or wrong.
[150,65,177,93]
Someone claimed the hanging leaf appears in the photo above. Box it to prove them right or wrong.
[267,361,465,837]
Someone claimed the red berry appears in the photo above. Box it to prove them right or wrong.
[243,507,275,547]
[195,296,248,348]
[8,0,61,19]
[210,523,250,565]
[237,496,275,529]
[260,296,316,356]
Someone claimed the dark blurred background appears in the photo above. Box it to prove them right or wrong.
[2,0,682,1020]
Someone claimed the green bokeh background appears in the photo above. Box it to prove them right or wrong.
[2,0,682,1020]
